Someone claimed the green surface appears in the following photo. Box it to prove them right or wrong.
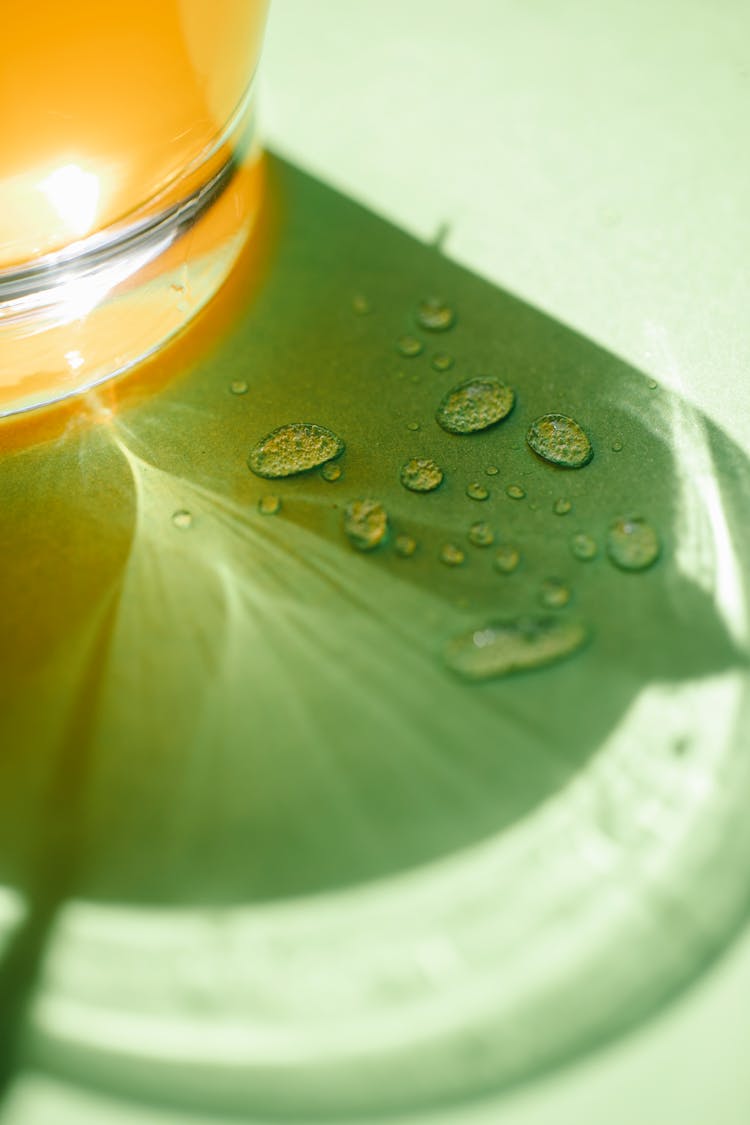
[0,156,749,1117]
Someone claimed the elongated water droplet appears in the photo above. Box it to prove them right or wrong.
[607,516,660,571]
[248,423,344,479]
[466,482,489,501]
[416,296,455,332]
[540,578,571,608]
[395,534,417,557]
[431,352,455,372]
[527,414,593,468]
[571,532,598,561]
[553,497,572,515]
[397,335,424,357]
[494,544,521,573]
[172,509,193,530]
[344,499,389,550]
[440,543,465,567]
[436,377,515,434]
[400,458,444,492]
[229,379,248,396]
[258,495,282,516]
[468,521,494,547]
[506,483,525,500]
[321,463,342,482]
[444,615,588,680]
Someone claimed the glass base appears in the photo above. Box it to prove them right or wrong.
[0,101,263,418]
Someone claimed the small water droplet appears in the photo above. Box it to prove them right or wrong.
[527,414,593,468]
[485,465,499,476]
[611,439,623,453]
[540,578,571,608]
[436,377,515,434]
[468,521,494,547]
[352,294,372,315]
[172,509,193,530]
[607,516,660,571]
[395,534,417,557]
[571,532,598,561]
[466,482,489,501]
[258,495,281,516]
[248,423,344,479]
[440,543,465,567]
[400,458,444,492]
[431,352,455,372]
[415,297,455,332]
[410,373,421,384]
[321,463,342,482]
[648,379,658,390]
[229,379,248,395]
[506,483,525,500]
[553,498,572,516]
[494,544,521,573]
[444,615,588,680]
[344,499,389,550]
[397,335,424,358]
[406,420,421,432]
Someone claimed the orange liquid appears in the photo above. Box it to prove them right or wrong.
[0,0,268,268]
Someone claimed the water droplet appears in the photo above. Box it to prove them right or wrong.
[248,423,344,479]
[410,373,421,384]
[540,578,571,608]
[406,420,421,431]
[485,465,499,476]
[648,379,658,390]
[415,296,455,332]
[321,463,342,482]
[571,532,598,561]
[229,379,248,396]
[440,543,465,567]
[436,377,515,434]
[611,439,623,453]
[344,499,389,551]
[431,352,455,372]
[527,414,593,468]
[172,509,193,530]
[444,615,588,680]
[607,516,660,571]
[395,534,417,557]
[397,335,424,358]
[352,294,372,315]
[400,458,444,492]
[506,483,525,500]
[258,495,282,516]
[468,521,494,547]
[553,497,572,515]
[494,544,521,573]
[466,482,489,501]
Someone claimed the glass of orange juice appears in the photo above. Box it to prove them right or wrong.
[0,0,270,416]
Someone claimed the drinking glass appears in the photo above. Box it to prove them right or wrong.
[0,0,270,416]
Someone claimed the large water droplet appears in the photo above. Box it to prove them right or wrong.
[571,532,598,561]
[444,615,588,680]
[248,423,344,479]
[436,378,515,434]
[466,482,489,501]
[468,521,494,547]
[494,544,521,573]
[415,296,455,332]
[527,414,593,468]
[258,495,282,516]
[400,458,444,492]
[607,516,660,571]
[397,335,424,358]
[172,509,193,530]
[344,499,389,551]
[440,543,465,567]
